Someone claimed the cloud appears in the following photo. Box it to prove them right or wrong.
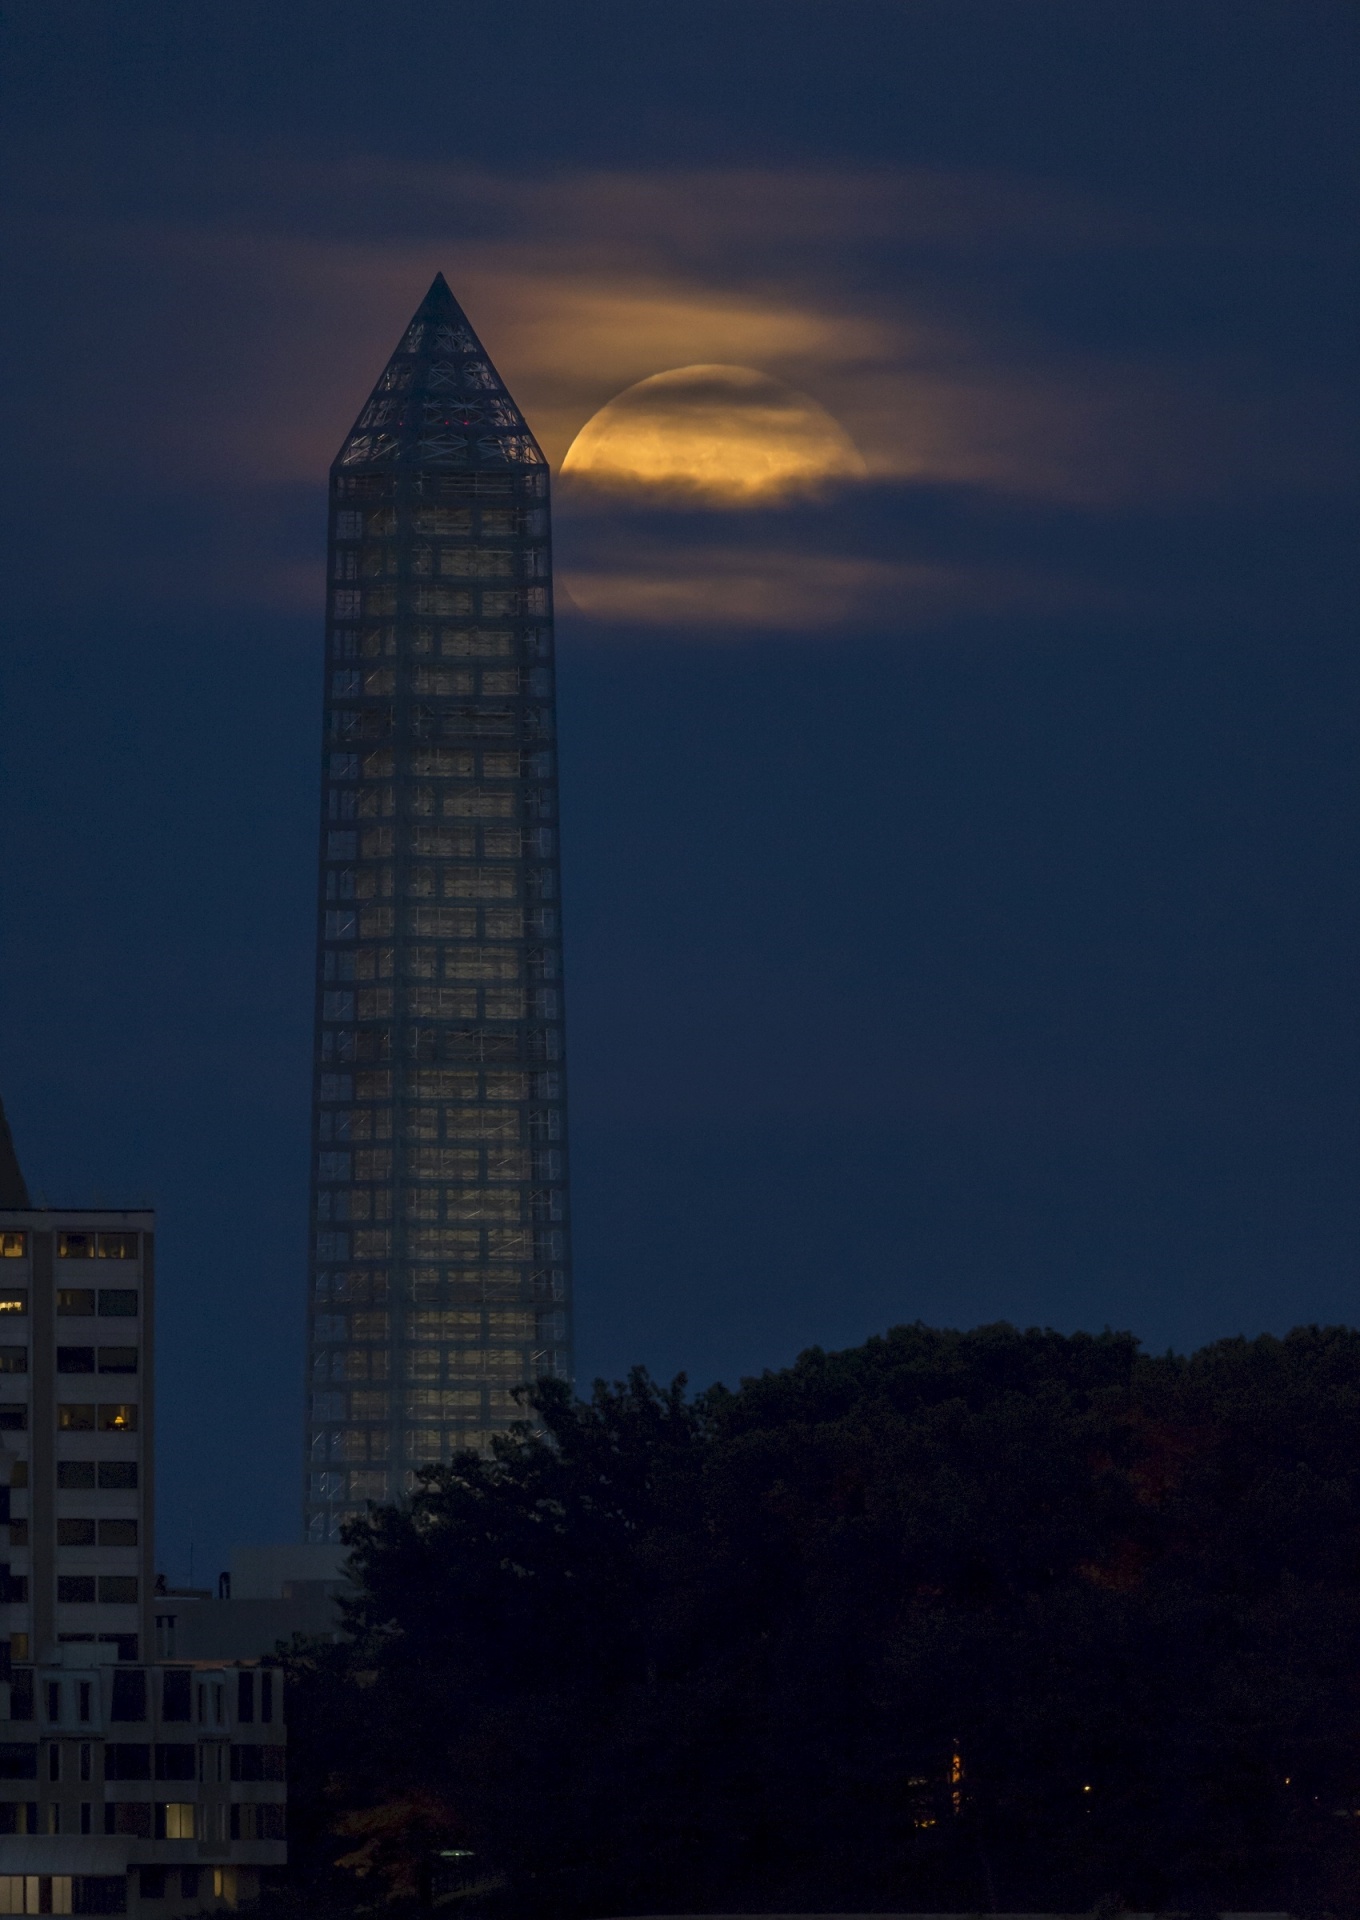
[2,148,1349,628]
[555,503,1101,635]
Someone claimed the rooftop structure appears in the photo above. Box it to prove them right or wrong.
[303,275,574,1543]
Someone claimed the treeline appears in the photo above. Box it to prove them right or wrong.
[279,1323,1360,1916]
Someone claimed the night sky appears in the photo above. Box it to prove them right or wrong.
[1,2,1356,1580]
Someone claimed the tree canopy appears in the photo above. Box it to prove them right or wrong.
[281,1322,1360,1915]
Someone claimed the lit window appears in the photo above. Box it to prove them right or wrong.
[57,1405,95,1431]
[97,1404,138,1433]
[97,1235,138,1260]
[162,1803,195,1840]
[56,1234,95,1260]
[56,1291,95,1317]
[0,1235,26,1259]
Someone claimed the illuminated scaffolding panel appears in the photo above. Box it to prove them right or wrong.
[303,275,572,1544]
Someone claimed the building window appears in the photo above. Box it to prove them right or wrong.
[99,1577,139,1605]
[0,1235,26,1259]
[56,1234,96,1260]
[161,1671,191,1721]
[97,1348,138,1375]
[154,1743,195,1781]
[0,1409,27,1433]
[97,1405,138,1432]
[57,1577,96,1603]
[56,1462,95,1490]
[0,1349,26,1375]
[97,1235,138,1260]
[99,1519,138,1547]
[0,1295,26,1316]
[110,1669,147,1721]
[57,1406,95,1431]
[98,1290,138,1318]
[56,1348,95,1373]
[57,1519,96,1547]
[56,1291,95,1317]
[98,1461,138,1490]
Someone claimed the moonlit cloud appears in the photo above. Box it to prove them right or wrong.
[3,148,1349,629]
[560,365,866,504]
[559,543,1081,632]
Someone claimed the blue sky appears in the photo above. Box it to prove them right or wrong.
[1,0,1356,1579]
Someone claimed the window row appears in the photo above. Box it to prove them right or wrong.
[334,505,546,539]
[332,542,547,583]
[331,627,550,667]
[318,1186,562,1224]
[330,746,552,782]
[96,1801,284,1842]
[312,1265,565,1307]
[309,1383,529,1431]
[318,1146,562,1183]
[310,1376,540,1422]
[327,787,554,827]
[324,835,554,878]
[316,1225,564,1264]
[328,897,573,941]
[0,1348,137,1376]
[100,1743,283,1783]
[0,1235,137,1263]
[323,931,557,984]
[326,704,554,751]
[0,1291,136,1321]
[332,585,549,621]
[56,1406,138,1433]
[312,1322,542,1369]
[323,1067,559,1107]
[57,1462,138,1490]
[322,988,560,1027]
[55,1577,139,1606]
[329,666,550,701]
[54,1519,138,1547]
[325,946,558,990]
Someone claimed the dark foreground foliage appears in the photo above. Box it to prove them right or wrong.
[279,1322,1360,1916]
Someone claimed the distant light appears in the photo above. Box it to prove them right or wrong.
[1083,1785,1092,1793]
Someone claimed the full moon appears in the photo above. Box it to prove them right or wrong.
[560,364,866,504]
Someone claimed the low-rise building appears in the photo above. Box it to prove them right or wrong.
[0,1647,285,1914]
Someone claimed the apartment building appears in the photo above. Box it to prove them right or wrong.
[0,1200,286,1914]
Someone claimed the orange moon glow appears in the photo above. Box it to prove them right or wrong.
[559,364,866,504]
